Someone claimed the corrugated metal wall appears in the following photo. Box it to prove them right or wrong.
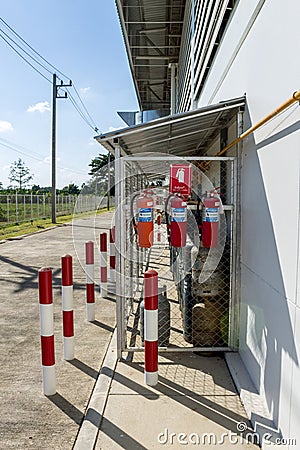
[177,0,236,112]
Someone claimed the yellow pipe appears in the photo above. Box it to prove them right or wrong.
[200,90,300,170]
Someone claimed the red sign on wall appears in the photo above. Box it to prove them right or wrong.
[169,164,192,197]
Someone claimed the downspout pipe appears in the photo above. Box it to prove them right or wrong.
[218,90,300,157]
[169,63,178,115]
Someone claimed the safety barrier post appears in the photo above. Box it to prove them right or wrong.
[61,255,74,360]
[109,226,116,283]
[38,267,56,396]
[100,233,108,298]
[85,241,95,321]
[144,269,158,386]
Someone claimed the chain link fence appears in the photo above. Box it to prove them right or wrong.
[115,155,239,353]
[0,194,109,225]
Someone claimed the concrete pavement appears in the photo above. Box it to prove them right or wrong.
[0,212,116,449]
[0,210,259,449]
[75,347,259,449]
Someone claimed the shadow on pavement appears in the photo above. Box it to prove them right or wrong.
[109,359,256,442]
[102,366,159,400]
[92,320,115,333]
[67,358,99,380]
[48,392,84,425]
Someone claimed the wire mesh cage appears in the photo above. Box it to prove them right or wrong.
[115,155,239,353]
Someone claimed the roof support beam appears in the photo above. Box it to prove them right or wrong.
[124,21,183,24]
[135,56,172,60]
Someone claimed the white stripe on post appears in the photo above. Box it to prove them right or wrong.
[144,269,158,386]
[85,264,94,284]
[100,233,108,298]
[85,241,95,322]
[38,267,56,396]
[109,227,116,283]
[144,309,158,342]
[61,255,74,361]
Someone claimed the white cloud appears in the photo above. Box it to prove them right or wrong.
[88,137,97,146]
[80,87,91,95]
[27,101,51,113]
[0,120,14,133]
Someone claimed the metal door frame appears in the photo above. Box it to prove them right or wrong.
[114,154,240,357]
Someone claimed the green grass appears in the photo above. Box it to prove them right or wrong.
[0,200,77,223]
[0,208,110,240]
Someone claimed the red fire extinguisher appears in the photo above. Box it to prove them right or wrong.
[202,191,220,248]
[170,195,187,248]
[136,191,154,248]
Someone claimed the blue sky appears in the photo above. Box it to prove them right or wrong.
[0,0,138,188]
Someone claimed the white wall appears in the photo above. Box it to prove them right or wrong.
[196,0,300,442]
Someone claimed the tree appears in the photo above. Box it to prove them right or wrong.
[60,183,80,195]
[88,153,115,176]
[89,153,115,195]
[8,158,33,190]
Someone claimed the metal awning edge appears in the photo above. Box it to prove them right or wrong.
[95,96,245,154]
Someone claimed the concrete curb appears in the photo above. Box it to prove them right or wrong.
[73,328,118,450]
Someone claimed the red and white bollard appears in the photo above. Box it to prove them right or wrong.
[61,255,74,360]
[85,241,95,322]
[109,226,116,284]
[100,233,108,298]
[144,269,158,386]
[157,214,161,243]
[38,267,56,396]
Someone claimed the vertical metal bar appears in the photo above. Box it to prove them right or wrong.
[51,73,57,224]
[120,152,127,350]
[7,195,10,224]
[24,195,26,221]
[129,164,134,300]
[107,152,111,211]
[114,142,124,358]
[228,168,236,349]
[30,192,33,221]
[233,111,243,349]
[15,192,18,223]
[228,111,243,350]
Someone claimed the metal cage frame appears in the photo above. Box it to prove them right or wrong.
[114,154,241,357]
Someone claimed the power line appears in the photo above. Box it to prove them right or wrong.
[0,16,100,131]
[0,31,52,83]
[0,140,46,163]
[0,27,53,77]
[0,138,87,175]
[0,16,69,80]
[68,90,97,131]
[73,84,99,132]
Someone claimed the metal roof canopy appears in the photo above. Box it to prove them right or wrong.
[95,97,245,162]
[115,0,186,111]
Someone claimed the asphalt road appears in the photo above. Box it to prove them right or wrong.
[0,212,116,449]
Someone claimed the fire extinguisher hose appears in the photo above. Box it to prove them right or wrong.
[164,194,174,244]
[130,192,141,239]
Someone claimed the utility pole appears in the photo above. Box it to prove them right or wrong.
[51,73,72,223]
